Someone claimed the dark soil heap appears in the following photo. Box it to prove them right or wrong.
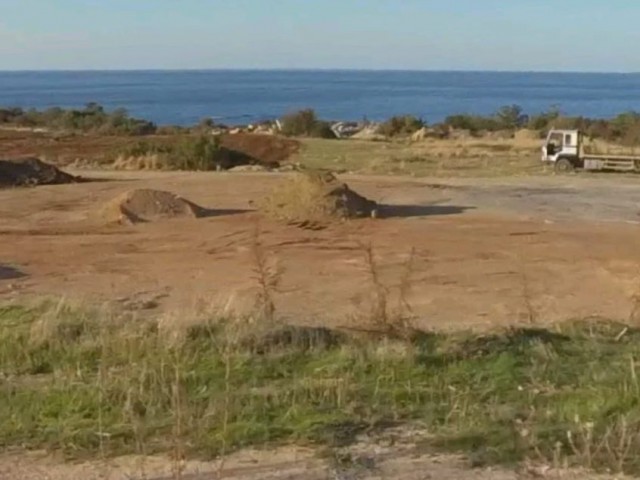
[0,157,78,187]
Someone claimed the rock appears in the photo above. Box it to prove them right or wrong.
[351,125,386,141]
[411,127,430,142]
[99,189,207,225]
[229,164,269,172]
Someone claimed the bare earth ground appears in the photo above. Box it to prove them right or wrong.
[2,170,640,330]
[3,168,640,479]
[0,428,631,480]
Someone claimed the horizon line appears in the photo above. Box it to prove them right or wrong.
[1,67,639,75]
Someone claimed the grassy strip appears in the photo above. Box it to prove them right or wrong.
[2,304,640,474]
[295,138,542,177]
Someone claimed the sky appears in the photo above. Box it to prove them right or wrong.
[1,0,640,72]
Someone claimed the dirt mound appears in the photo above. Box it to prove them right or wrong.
[258,171,377,227]
[0,157,78,187]
[221,133,300,165]
[100,189,207,224]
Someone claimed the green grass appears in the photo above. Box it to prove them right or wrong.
[2,304,640,474]
[294,138,543,177]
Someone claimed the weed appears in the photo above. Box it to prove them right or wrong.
[250,223,281,322]
[356,243,418,340]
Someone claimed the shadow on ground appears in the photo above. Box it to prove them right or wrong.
[199,208,252,218]
[0,265,26,280]
[378,204,474,219]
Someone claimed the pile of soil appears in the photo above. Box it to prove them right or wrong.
[0,157,78,187]
[221,133,300,166]
[100,189,207,225]
[258,171,377,227]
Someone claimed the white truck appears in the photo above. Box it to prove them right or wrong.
[542,129,640,172]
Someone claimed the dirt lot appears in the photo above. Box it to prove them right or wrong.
[2,169,640,330]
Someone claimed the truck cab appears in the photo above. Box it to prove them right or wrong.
[542,129,640,173]
[541,129,581,171]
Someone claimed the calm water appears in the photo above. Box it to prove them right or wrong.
[1,70,640,126]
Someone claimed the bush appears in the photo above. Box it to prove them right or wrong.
[377,115,425,137]
[443,114,500,133]
[169,135,223,170]
[0,103,156,135]
[528,107,561,131]
[280,109,336,138]
[309,121,337,139]
[443,105,527,134]
[495,104,527,129]
[117,136,225,171]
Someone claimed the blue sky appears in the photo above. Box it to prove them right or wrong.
[1,0,639,71]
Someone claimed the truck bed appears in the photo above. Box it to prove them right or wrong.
[583,154,640,161]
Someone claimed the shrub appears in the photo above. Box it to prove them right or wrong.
[377,115,425,137]
[443,114,500,133]
[0,103,156,135]
[528,107,561,131]
[281,109,317,136]
[309,121,337,139]
[280,109,336,138]
[117,136,224,171]
[495,104,527,129]
[169,135,223,170]
[443,105,527,134]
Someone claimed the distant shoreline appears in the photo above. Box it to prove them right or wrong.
[1,68,640,75]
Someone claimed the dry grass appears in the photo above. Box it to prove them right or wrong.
[256,171,376,228]
[5,301,640,475]
[294,137,543,177]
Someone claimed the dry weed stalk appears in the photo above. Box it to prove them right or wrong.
[515,250,538,325]
[360,242,417,339]
[170,350,187,480]
[250,223,282,324]
[628,274,640,326]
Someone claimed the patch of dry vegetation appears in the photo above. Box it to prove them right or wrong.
[4,300,640,475]
[256,171,377,227]
[295,136,542,177]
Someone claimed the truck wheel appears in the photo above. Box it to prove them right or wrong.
[555,158,575,173]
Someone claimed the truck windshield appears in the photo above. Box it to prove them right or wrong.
[548,132,563,146]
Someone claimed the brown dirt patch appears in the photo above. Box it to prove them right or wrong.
[0,130,300,168]
[99,189,207,225]
[0,157,78,187]
[221,133,300,165]
[3,170,640,329]
[258,171,377,227]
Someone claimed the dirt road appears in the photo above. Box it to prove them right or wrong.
[1,170,640,329]
[0,429,626,480]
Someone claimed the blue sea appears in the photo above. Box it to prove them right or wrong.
[1,70,640,126]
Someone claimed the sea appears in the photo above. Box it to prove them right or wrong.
[1,70,640,126]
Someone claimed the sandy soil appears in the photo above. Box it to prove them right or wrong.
[2,170,640,330]
[0,427,629,480]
